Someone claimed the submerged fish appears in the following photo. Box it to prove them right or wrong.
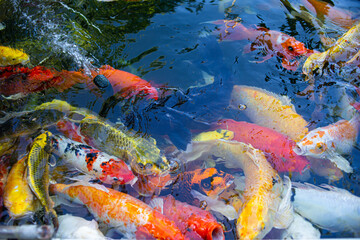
[149,195,225,240]
[50,182,185,239]
[294,115,359,173]
[79,115,171,176]
[179,140,289,239]
[281,212,320,239]
[213,119,310,173]
[292,182,360,234]
[55,214,106,239]
[230,85,309,142]
[94,65,159,100]
[0,46,30,67]
[4,155,39,218]
[27,131,58,229]
[211,20,316,71]
[52,135,136,185]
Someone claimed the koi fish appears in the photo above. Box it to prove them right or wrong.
[213,119,310,173]
[149,195,225,240]
[52,135,136,185]
[0,155,10,211]
[303,22,360,80]
[133,167,234,198]
[3,155,40,218]
[56,119,88,144]
[281,213,321,239]
[94,65,159,100]
[292,182,360,233]
[0,46,30,67]
[230,85,309,142]
[294,115,359,173]
[179,140,291,239]
[301,0,357,29]
[55,214,106,239]
[79,115,171,176]
[49,182,185,239]
[211,20,316,71]
[27,131,58,229]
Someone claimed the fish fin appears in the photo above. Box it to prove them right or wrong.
[281,58,300,71]
[249,54,273,64]
[148,197,164,214]
[326,150,353,173]
[66,176,110,193]
[318,184,356,197]
[274,176,294,229]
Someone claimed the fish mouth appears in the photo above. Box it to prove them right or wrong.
[293,145,304,156]
[130,156,171,176]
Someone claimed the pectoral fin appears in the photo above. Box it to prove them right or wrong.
[326,150,353,173]
[274,176,294,229]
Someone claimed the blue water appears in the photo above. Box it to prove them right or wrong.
[1,0,360,239]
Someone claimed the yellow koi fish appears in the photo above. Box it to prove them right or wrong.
[179,139,292,239]
[294,115,359,173]
[3,155,39,218]
[303,22,360,79]
[0,46,30,67]
[230,85,309,142]
[27,131,58,229]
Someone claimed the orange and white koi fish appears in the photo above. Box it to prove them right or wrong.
[0,46,30,67]
[50,182,185,240]
[149,195,225,240]
[3,155,39,218]
[52,135,136,185]
[211,20,317,71]
[294,115,359,173]
[179,140,292,239]
[230,85,309,142]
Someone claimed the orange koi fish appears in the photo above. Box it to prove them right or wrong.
[133,168,234,198]
[294,115,359,173]
[50,183,185,239]
[0,155,10,211]
[230,85,309,142]
[301,0,357,29]
[94,65,159,100]
[213,119,310,173]
[52,135,136,185]
[211,20,317,71]
[149,195,225,240]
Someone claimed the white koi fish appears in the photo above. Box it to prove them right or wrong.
[292,182,360,234]
[294,115,359,173]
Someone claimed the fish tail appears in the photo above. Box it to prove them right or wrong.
[45,209,59,232]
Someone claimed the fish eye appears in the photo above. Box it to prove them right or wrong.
[137,162,145,170]
[315,142,327,153]
[288,46,294,51]
[145,163,153,170]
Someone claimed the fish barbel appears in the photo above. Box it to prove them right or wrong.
[179,139,284,239]
[0,46,30,67]
[3,155,39,218]
[49,182,185,239]
[303,22,360,78]
[230,85,309,142]
[52,135,136,185]
[294,115,359,173]
[79,115,171,176]
[27,131,58,229]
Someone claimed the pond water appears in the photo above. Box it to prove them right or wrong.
[1,0,360,239]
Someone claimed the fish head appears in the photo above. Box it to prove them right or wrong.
[0,46,30,67]
[98,158,136,185]
[131,154,171,176]
[280,37,309,58]
[294,131,328,158]
[302,52,325,77]
[188,168,234,198]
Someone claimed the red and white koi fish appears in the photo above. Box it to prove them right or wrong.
[50,183,185,239]
[149,195,225,240]
[294,115,360,173]
[52,135,136,185]
[211,20,317,71]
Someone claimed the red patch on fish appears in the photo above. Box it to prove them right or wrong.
[99,159,135,184]
[214,119,310,173]
[56,120,88,144]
